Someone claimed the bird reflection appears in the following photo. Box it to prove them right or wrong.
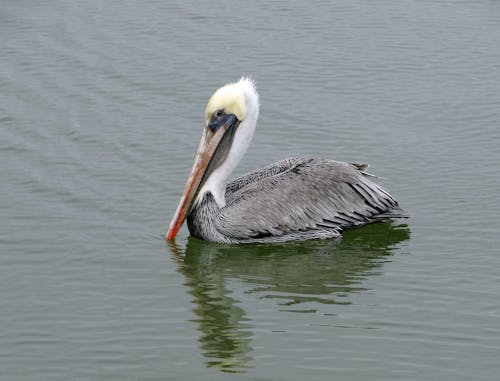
[168,221,410,373]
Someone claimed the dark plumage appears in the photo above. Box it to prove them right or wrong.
[187,157,407,243]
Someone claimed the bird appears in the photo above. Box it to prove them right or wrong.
[166,77,408,243]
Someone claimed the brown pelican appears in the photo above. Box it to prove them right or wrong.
[167,78,407,243]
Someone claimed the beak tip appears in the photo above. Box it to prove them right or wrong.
[166,228,177,242]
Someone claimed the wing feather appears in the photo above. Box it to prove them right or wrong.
[218,157,403,240]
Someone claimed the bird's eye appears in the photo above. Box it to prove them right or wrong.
[214,110,224,118]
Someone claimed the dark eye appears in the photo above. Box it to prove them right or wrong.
[214,110,224,118]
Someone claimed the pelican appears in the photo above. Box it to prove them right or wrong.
[167,78,407,243]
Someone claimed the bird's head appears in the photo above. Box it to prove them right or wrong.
[204,77,258,130]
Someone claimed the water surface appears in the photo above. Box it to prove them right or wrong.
[1,1,500,380]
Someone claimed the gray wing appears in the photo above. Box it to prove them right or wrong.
[225,157,306,194]
[219,156,406,240]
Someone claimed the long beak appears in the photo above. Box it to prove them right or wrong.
[166,124,229,241]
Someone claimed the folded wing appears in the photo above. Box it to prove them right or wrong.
[219,157,406,241]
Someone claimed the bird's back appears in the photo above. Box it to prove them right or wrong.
[218,156,407,243]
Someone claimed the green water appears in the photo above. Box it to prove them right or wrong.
[1,1,499,380]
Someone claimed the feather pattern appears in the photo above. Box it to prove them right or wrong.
[187,156,408,243]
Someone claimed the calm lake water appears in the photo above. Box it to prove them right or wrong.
[1,1,500,380]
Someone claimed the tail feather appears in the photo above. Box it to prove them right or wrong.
[373,206,410,220]
[350,162,385,179]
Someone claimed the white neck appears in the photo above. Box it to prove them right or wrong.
[196,82,259,208]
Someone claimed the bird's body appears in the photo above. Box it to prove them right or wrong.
[187,156,406,243]
[167,78,407,243]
